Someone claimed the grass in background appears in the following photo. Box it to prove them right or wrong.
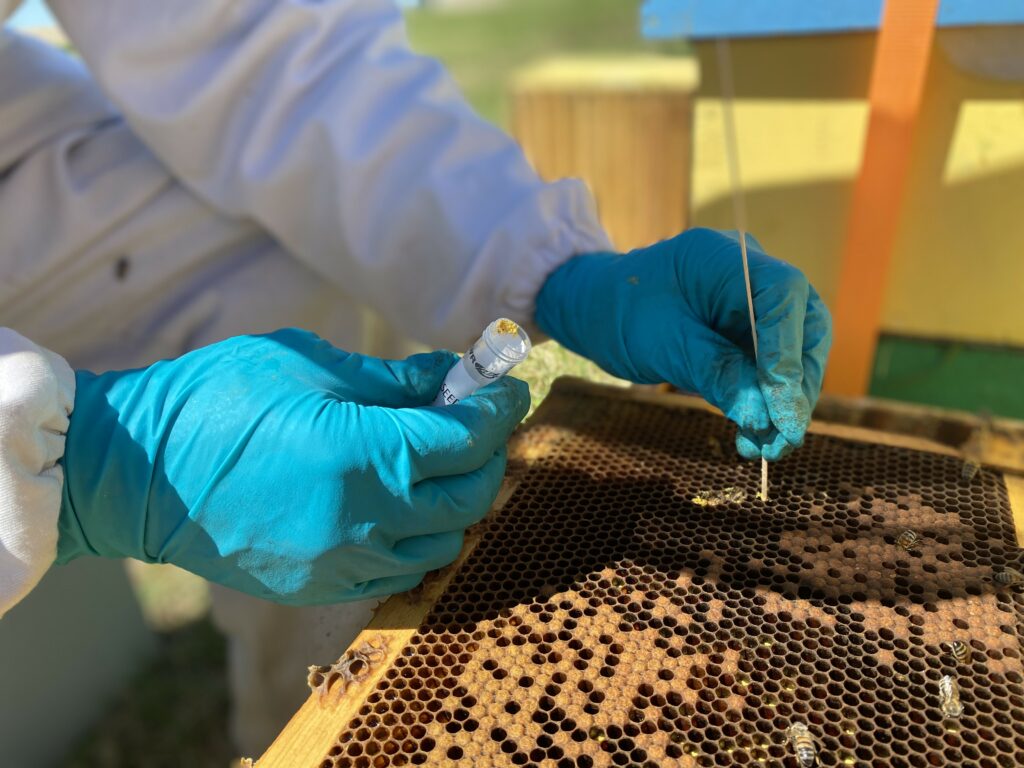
[71,2,651,764]
[406,0,658,125]
[65,564,231,768]
[65,618,233,768]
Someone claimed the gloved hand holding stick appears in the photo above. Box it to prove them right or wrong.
[536,228,832,468]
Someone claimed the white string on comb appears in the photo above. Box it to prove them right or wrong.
[715,37,769,502]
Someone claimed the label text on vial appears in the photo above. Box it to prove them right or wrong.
[438,384,459,406]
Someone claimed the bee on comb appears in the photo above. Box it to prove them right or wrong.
[895,529,922,552]
[941,640,972,665]
[993,567,1024,590]
[786,721,818,767]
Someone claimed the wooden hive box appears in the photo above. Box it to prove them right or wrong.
[256,379,1024,768]
[510,56,698,251]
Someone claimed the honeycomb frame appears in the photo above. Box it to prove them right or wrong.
[258,379,1024,768]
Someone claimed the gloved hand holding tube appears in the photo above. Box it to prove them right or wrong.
[56,329,530,606]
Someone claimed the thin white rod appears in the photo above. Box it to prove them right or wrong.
[716,37,769,501]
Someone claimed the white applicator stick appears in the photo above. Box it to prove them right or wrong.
[716,38,769,502]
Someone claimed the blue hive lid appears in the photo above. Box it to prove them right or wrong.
[642,0,1024,40]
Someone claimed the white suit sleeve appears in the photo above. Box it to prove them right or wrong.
[45,0,613,348]
[0,329,75,618]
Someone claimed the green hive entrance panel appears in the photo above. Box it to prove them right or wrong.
[261,379,1024,768]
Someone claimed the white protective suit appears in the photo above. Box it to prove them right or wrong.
[0,0,610,752]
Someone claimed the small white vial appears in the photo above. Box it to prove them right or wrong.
[432,319,532,407]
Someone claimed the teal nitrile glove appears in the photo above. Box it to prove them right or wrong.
[536,228,832,460]
[57,329,529,605]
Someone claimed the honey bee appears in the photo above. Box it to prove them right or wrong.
[994,567,1024,589]
[895,530,922,552]
[939,675,963,718]
[942,641,972,665]
[786,721,817,767]
[960,415,990,484]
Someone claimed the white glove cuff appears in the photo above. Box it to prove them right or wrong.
[0,328,75,618]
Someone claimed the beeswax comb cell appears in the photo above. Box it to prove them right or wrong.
[261,378,1024,768]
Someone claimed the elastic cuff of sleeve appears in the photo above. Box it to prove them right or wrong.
[490,177,614,344]
[0,329,75,618]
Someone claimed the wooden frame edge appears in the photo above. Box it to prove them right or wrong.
[1005,475,1024,548]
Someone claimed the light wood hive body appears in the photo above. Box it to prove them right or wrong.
[510,56,698,252]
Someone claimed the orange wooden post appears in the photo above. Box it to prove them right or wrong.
[824,0,940,396]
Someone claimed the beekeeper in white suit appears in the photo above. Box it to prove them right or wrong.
[0,0,832,754]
